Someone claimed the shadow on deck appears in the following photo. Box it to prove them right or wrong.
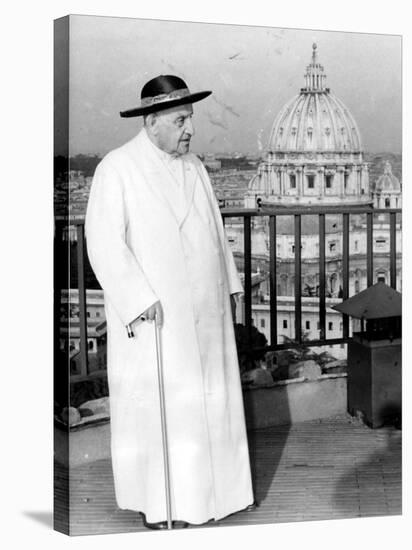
[54,415,401,536]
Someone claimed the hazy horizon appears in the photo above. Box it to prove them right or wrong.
[55,16,402,157]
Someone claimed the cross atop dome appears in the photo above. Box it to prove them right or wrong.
[302,43,329,93]
[384,161,393,175]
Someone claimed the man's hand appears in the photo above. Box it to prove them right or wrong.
[141,301,163,326]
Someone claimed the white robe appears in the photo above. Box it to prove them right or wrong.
[85,128,254,524]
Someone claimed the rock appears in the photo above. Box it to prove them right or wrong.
[61,406,81,426]
[79,396,110,417]
[289,360,322,380]
[242,367,274,387]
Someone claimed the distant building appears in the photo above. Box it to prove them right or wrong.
[59,289,107,375]
[250,297,348,360]
[371,161,402,209]
[203,153,222,171]
[226,214,402,298]
[245,43,371,209]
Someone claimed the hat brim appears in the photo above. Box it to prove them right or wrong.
[120,90,212,118]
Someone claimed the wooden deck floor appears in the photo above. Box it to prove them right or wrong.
[55,415,402,536]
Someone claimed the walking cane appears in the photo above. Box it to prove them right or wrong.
[127,313,173,530]
[154,311,173,530]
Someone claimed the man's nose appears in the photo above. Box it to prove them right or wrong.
[184,117,194,136]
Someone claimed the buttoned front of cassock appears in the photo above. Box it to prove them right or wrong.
[85,128,253,525]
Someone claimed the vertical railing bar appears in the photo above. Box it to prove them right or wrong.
[390,212,397,289]
[319,214,326,341]
[76,224,89,376]
[244,215,252,346]
[294,215,302,344]
[269,215,278,346]
[342,213,350,338]
[54,222,64,365]
[366,211,374,287]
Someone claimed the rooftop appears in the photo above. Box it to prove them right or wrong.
[55,415,401,535]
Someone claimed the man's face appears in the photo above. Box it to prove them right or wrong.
[151,104,195,156]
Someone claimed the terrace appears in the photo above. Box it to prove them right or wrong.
[54,416,401,535]
[54,204,402,534]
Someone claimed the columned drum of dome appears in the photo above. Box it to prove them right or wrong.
[246,43,372,208]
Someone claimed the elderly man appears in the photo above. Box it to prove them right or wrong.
[85,75,254,529]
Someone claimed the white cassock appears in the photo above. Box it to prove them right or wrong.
[85,128,254,524]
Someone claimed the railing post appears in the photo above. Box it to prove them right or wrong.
[342,213,350,338]
[269,215,278,346]
[76,224,89,377]
[294,214,302,343]
[390,212,397,289]
[318,213,326,340]
[366,211,374,287]
[244,216,252,345]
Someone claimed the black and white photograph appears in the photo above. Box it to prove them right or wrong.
[52,13,403,537]
[3,2,410,549]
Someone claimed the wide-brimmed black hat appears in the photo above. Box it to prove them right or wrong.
[120,74,212,118]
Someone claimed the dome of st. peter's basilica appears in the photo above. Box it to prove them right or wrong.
[246,44,372,208]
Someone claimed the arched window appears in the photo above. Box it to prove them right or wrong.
[385,197,391,208]
[355,280,360,294]
[377,271,386,283]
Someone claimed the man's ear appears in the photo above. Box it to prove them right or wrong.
[146,113,158,134]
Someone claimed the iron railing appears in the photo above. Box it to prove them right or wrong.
[222,206,401,352]
[55,205,401,376]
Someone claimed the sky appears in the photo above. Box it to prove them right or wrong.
[57,16,402,157]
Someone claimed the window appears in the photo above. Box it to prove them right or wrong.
[317,321,320,330]
[96,311,100,317]
[290,174,296,189]
[329,242,336,252]
[328,322,333,331]
[291,245,295,253]
[325,174,333,188]
[377,274,386,283]
[354,240,358,251]
[307,175,315,189]
[385,198,391,208]
[375,238,386,248]
[283,320,288,329]
[87,311,91,318]
[260,319,265,329]
[355,280,360,294]
[305,320,310,330]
